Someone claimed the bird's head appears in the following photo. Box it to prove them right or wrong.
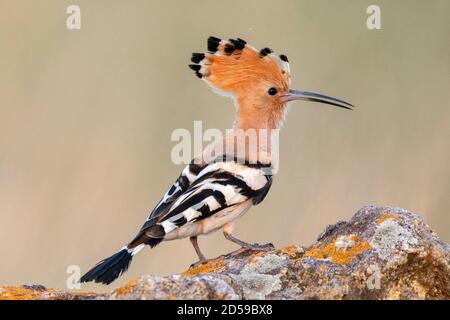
[190,37,353,130]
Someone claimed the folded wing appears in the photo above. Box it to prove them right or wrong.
[129,160,272,248]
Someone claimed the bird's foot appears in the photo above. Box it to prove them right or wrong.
[230,242,274,256]
[189,258,215,269]
[245,242,275,251]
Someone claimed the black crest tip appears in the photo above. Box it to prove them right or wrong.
[207,36,221,52]
[229,38,246,50]
[208,36,221,42]
[224,43,235,55]
[191,53,205,64]
[279,54,289,62]
[259,47,273,57]
[189,64,201,71]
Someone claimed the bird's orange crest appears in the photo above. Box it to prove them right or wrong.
[190,37,291,97]
[189,37,292,129]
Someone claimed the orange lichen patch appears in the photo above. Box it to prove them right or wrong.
[302,236,372,266]
[168,295,177,300]
[375,213,398,224]
[0,286,54,300]
[281,245,301,258]
[0,286,100,300]
[114,279,138,296]
[182,258,226,276]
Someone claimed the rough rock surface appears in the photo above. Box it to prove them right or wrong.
[1,206,449,300]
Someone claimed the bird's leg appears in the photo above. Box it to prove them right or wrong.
[189,236,212,268]
[223,223,274,252]
[190,236,206,261]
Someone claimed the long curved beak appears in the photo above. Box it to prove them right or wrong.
[283,90,354,110]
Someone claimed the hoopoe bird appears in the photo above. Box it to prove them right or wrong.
[80,36,353,285]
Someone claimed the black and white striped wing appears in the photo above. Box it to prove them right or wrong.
[128,162,205,246]
[145,162,205,224]
[157,162,272,234]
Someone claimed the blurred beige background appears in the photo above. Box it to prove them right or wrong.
[0,0,449,292]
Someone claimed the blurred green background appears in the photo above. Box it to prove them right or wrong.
[0,0,449,292]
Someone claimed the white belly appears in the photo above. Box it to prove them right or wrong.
[163,200,252,240]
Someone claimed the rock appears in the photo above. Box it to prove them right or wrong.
[1,206,449,300]
[0,284,104,300]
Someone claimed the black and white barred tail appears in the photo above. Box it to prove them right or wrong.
[80,244,147,285]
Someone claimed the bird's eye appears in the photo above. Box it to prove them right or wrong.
[268,87,278,96]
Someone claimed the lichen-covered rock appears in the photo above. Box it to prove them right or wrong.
[1,206,449,300]
[0,285,103,300]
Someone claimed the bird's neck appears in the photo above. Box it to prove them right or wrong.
[195,98,283,164]
[234,98,286,131]
[229,99,284,155]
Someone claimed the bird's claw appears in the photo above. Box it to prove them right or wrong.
[230,242,275,256]
[189,258,213,269]
[248,242,275,251]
